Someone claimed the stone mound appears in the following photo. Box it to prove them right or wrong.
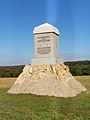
[8,64,87,98]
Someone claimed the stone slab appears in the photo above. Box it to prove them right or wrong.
[33,23,60,35]
[31,57,63,66]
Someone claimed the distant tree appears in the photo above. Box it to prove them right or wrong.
[0,65,24,78]
[65,60,90,76]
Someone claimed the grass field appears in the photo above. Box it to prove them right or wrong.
[0,76,90,120]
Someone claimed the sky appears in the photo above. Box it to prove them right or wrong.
[0,0,90,66]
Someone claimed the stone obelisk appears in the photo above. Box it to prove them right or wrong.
[31,23,63,66]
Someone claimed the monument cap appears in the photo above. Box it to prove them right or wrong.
[33,23,60,35]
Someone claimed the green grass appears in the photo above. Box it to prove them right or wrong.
[0,76,90,120]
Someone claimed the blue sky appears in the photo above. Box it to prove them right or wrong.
[0,0,90,66]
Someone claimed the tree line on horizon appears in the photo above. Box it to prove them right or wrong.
[65,60,90,76]
[0,60,90,78]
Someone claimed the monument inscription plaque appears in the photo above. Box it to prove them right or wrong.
[31,23,63,66]
[35,34,51,56]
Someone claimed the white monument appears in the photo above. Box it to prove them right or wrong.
[31,23,63,66]
[8,23,87,98]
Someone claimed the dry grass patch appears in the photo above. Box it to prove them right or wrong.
[0,78,16,88]
[75,76,90,87]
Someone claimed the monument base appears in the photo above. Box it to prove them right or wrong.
[8,64,87,98]
[31,57,63,66]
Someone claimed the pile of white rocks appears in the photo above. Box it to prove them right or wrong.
[8,64,87,98]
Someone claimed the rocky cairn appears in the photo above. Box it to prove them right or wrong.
[8,64,87,98]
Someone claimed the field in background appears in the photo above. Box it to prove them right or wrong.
[0,78,16,88]
[0,76,90,119]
